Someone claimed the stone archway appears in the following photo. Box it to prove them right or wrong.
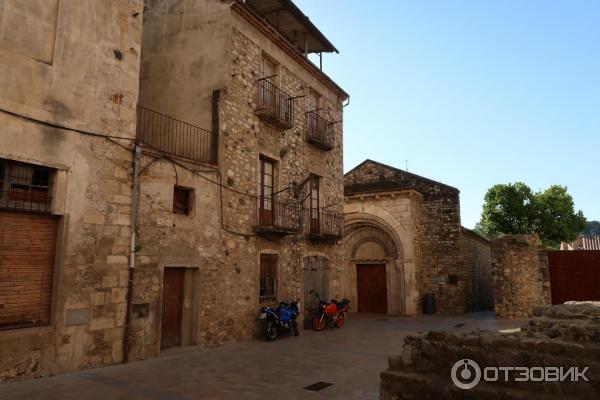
[343,204,419,315]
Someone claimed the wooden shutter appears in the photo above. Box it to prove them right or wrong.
[0,211,58,330]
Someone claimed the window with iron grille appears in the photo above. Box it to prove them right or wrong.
[173,186,192,215]
[0,159,54,212]
[259,254,278,304]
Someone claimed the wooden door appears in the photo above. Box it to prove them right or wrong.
[303,256,330,325]
[356,264,387,314]
[161,268,185,350]
[0,211,58,330]
[258,158,274,226]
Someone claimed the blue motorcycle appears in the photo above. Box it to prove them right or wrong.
[258,300,300,341]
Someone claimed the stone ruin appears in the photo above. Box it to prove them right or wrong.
[381,302,600,399]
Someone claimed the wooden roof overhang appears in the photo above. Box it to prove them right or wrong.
[244,0,338,54]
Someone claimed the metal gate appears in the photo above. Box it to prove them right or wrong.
[303,256,330,326]
[548,250,600,304]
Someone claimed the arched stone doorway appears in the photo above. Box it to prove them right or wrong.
[343,204,419,315]
[344,222,402,315]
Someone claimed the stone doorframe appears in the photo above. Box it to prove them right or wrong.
[344,205,419,316]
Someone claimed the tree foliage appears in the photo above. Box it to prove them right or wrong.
[477,182,586,248]
[583,220,600,236]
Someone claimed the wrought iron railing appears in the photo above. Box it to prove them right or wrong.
[306,111,334,150]
[256,193,302,232]
[256,79,294,129]
[307,209,344,239]
[136,106,218,164]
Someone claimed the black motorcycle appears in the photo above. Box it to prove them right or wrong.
[258,300,300,341]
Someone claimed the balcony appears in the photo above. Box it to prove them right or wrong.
[306,111,334,151]
[136,106,218,165]
[254,193,302,238]
[306,209,344,242]
[255,79,294,130]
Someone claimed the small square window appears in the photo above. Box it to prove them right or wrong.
[448,274,459,285]
[173,186,192,215]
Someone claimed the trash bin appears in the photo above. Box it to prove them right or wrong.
[422,293,436,314]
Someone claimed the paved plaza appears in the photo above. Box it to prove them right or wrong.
[0,313,523,400]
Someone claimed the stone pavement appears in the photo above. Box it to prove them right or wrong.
[0,313,523,400]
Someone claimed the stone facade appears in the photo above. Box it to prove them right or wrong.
[128,0,348,359]
[381,303,600,399]
[0,1,143,382]
[492,234,551,319]
[462,227,493,312]
[344,160,465,315]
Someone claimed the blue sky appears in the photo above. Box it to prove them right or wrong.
[296,0,600,228]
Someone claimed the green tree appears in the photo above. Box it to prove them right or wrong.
[478,182,537,237]
[583,220,600,236]
[477,183,586,248]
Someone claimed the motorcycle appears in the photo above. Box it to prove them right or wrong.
[311,293,351,331]
[258,300,300,341]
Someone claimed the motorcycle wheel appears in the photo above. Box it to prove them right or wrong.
[291,320,299,336]
[264,319,278,341]
[312,314,326,331]
[334,313,345,328]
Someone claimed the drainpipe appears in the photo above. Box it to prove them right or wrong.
[124,144,141,363]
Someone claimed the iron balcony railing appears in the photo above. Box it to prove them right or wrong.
[306,110,334,150]
[136,106,218,164]
[255,193,302,233]
[255,79,294,129]
[307,209,344,239]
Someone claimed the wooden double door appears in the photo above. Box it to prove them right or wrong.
[356,264,388,314]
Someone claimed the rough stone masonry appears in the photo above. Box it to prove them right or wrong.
[381,302,600,399]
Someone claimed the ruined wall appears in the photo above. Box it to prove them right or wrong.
[344,160,464,313]
[492,234,551,319]
[0,0,143,382]
[381,303,600,399]
[462,228,493,312]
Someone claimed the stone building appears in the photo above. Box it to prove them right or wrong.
[343,159,466,315]
[128,0,348,359]
[0,1,143,381]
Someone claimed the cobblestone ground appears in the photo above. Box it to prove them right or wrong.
[0,313,523,400]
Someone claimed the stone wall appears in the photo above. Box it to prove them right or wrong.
[462,228,493,312]
[344,160,464,314]
[0,0,143,381]
[381,303,600,399]
[492,234,551,319]
[131,1,346,357]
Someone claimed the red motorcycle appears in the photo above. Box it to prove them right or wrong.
[311,293,351,331]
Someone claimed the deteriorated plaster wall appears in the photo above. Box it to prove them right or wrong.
[0,0,143,381]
